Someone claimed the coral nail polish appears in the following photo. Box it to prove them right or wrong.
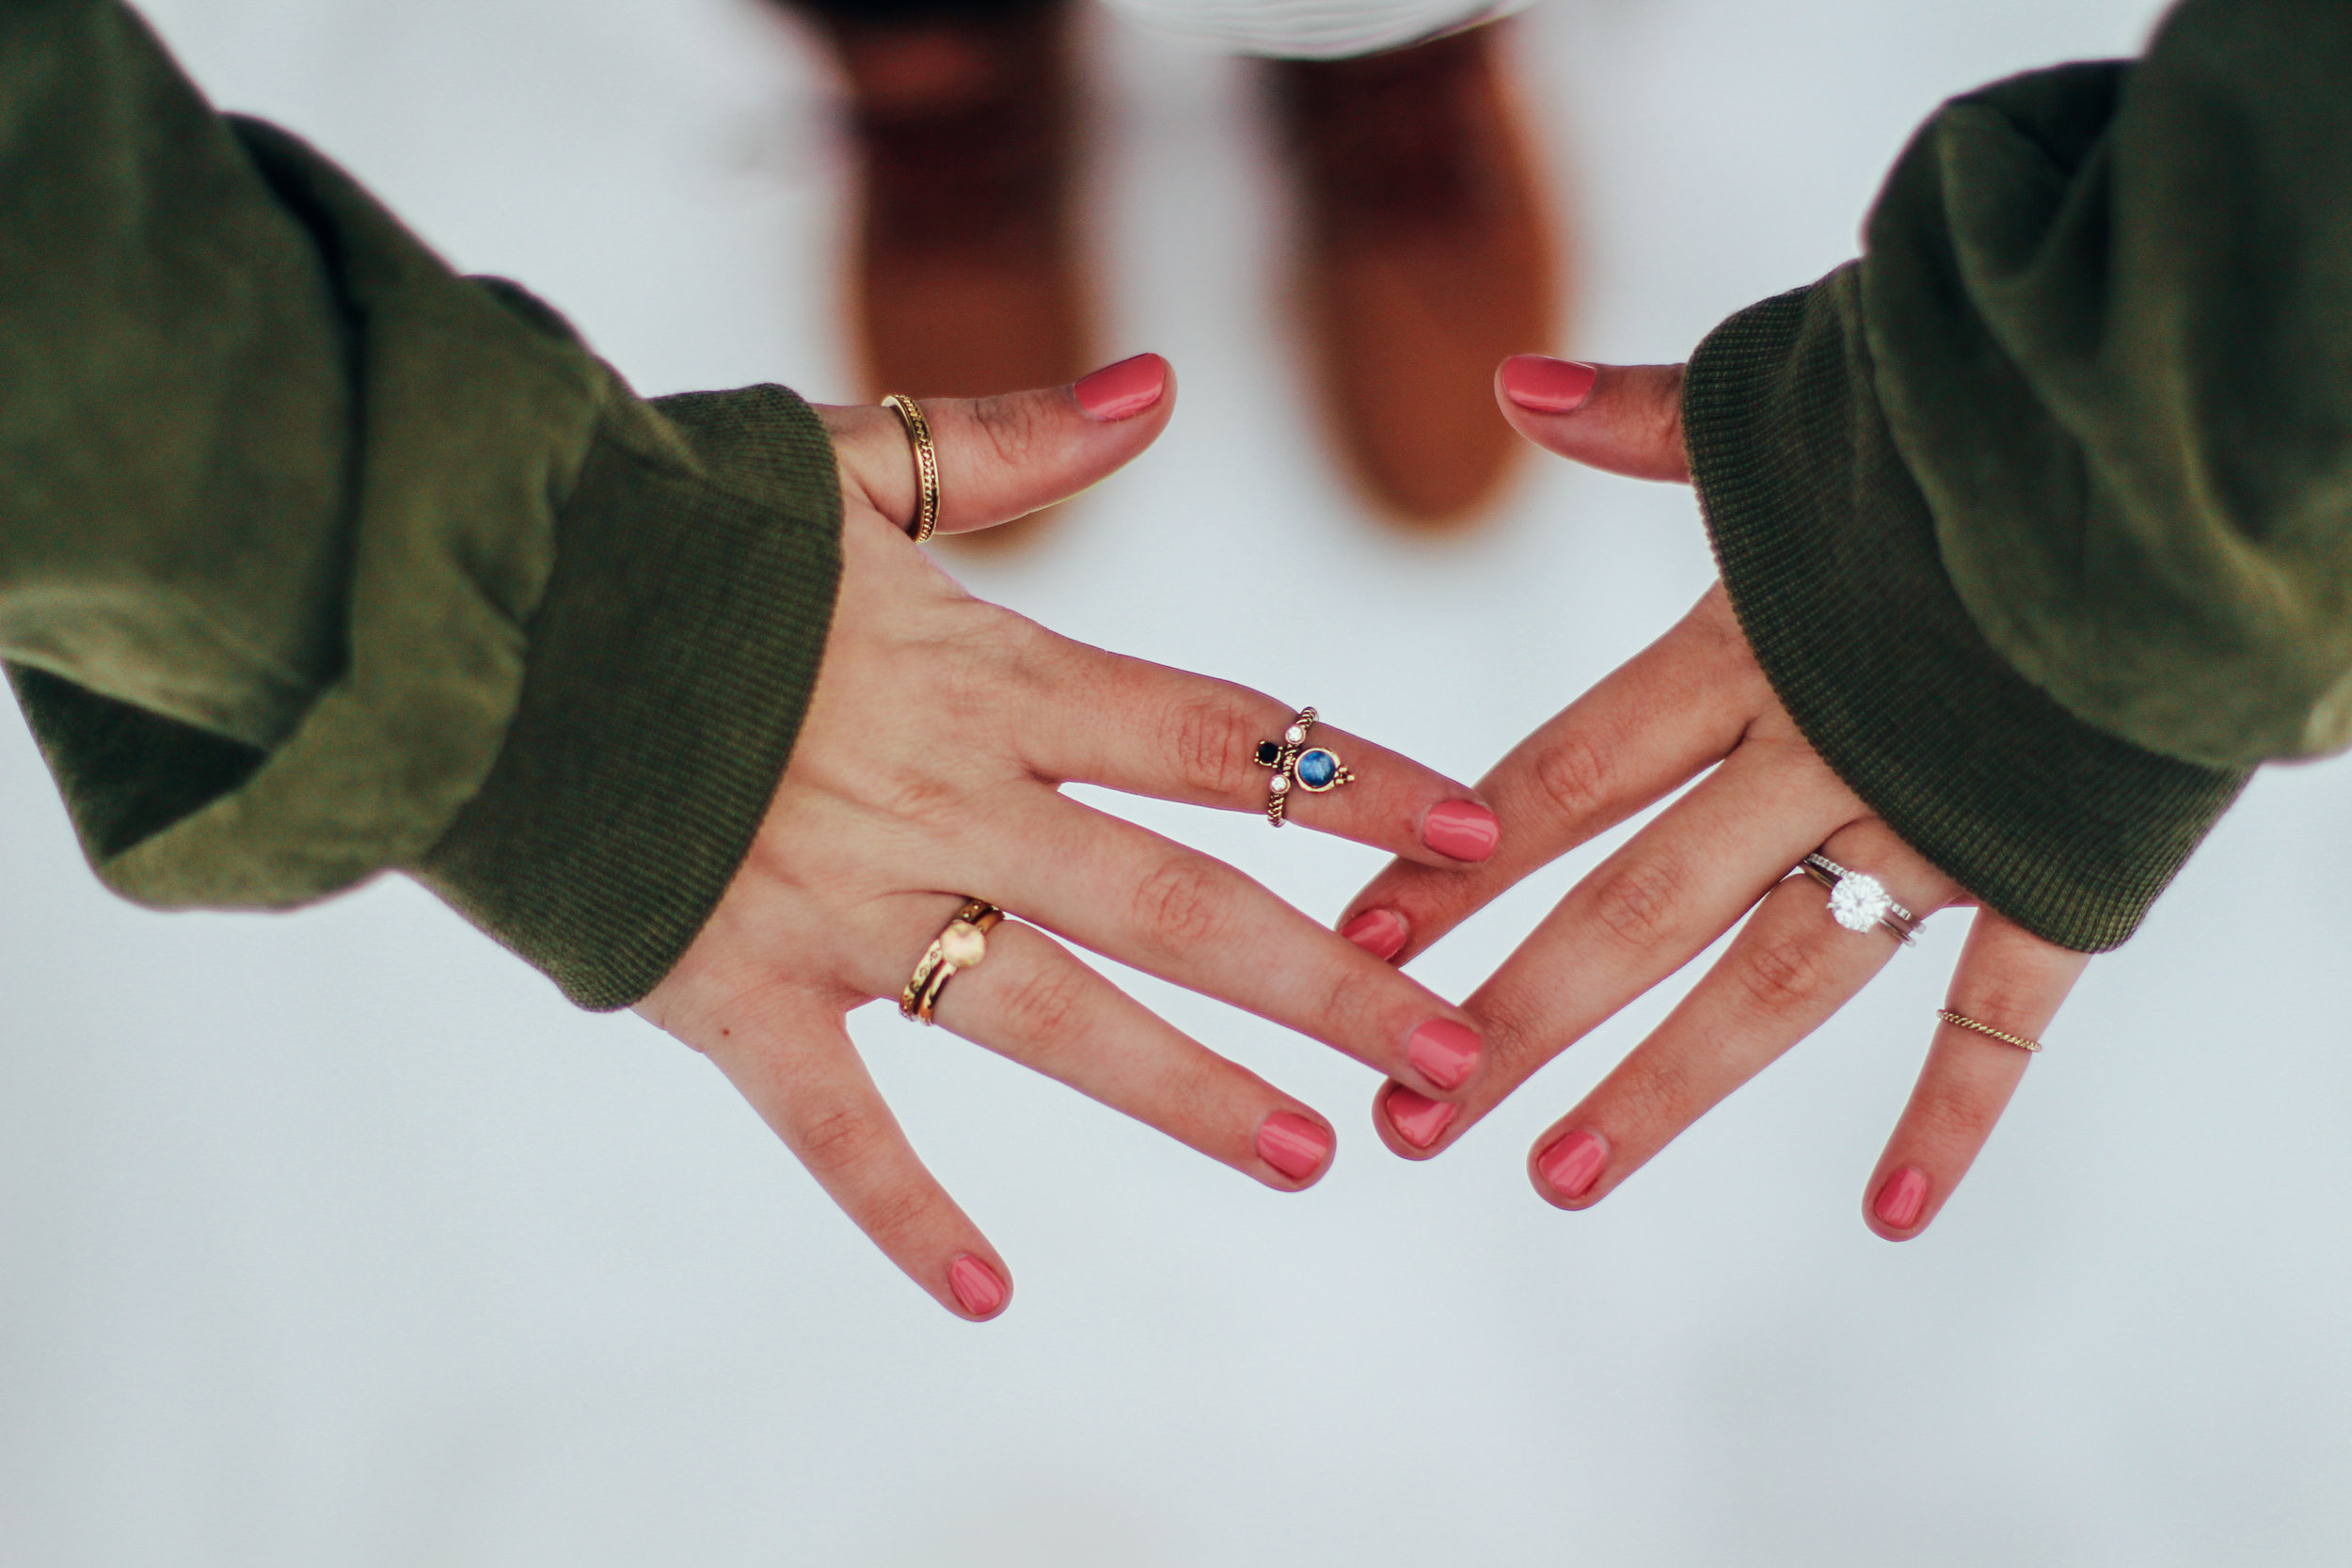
[1406,1019,1481,1091]
[1073,354,1167,420]
[1501,355,1598,414]
[1256,1111,1334,1181]
[1385,1086,1458,1149]
[1874,1167,1929,1230]
[947,1254,1008,1318]
[1422,800,1500,863]
[1536,1130,1608,1201]
[1340,908,1409,961]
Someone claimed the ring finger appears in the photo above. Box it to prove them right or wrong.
[1522,819,1956,1207]
[870,898,1339,1189]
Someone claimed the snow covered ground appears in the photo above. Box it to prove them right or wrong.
[8,2,2350,1563]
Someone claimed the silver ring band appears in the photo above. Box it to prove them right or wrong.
[1799,852,1921,945]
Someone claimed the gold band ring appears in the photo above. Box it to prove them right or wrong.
[881,393,941,543]
[1936,1008,2043,1053]
[900,899,1004,1025]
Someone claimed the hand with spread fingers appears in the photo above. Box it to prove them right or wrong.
[634,355,1502,1321]
[1338,357,2086,1241]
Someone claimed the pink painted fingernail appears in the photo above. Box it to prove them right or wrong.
[1385,1086,1458,1149]
[1406,1019,1481,1091]
[1340,908,1409,961]
[1500,355,1598,414]
[1874,1167,1929,1231]
[1073,353,1168,420]
[1422,800,1500,863]
[1536,1130,1608,1201]
[1255,1111,1334,1181]
[947,1254,1008,1318]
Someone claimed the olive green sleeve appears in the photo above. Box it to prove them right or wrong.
[1686,0,2349,950]
[1,0,842,1007]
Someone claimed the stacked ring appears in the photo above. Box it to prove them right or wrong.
[1252,706,1357,827]
[1798,851,1922,945]
[900,900,1004,1024]
[881,393,942,544]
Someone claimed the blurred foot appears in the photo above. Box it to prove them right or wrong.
[1271,24,1562,530]
[807,0,1094,544]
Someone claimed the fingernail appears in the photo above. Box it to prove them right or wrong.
[947,1254,1008,1318]
[1501,355,1597,414]
[1340,908,1408,961]
[1073,354,1167,420]
[1406,1019,1481,1091]
[1256,1111,1334,1181]
[1422,800,1500,863]
[1874,1166,1929,1231]
[1385,1085,1458,1149]
[1536,1130,1608,1201]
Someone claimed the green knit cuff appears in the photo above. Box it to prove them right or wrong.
[1683,269,2247,952]
[413,385,842,1008]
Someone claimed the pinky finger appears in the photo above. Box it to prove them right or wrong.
[1865,909,2090,1240]
[697,993,1013,1321]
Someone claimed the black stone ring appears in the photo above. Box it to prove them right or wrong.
[1254,706,1356,827]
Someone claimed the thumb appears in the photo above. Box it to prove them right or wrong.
[1494,356,1690,484]
[825,354,1176,535]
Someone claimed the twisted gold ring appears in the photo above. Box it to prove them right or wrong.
[1936,1009,2043,1053]
[900,899,1003,1024]
[881,393,941,543]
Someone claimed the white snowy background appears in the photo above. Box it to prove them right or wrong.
[7,1,2349,1563]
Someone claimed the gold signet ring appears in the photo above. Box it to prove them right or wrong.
[900,899,1004,1024]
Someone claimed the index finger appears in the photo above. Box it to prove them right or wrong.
[1340,585,1764,961]
[1023,638,1502,870]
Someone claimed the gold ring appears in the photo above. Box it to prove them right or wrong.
[900,899,1004,1024]
[881,393,941,543]
[1936,1008,2043,1053]
[1252,706,1357,827]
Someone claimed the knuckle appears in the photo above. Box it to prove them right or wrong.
[1130,854,1234,954]
[1470,982,1556,1073]
[1588,858,1685,949]
[855,1183,941,1252]
[991,961,1094,1051]
[1169,698,1261,798]
[1733,932,1834,1016]
[1530,730,1615,825]
[793,1101,885,1177]
[971,392,1048,469]
[1912,1086,2000,1148]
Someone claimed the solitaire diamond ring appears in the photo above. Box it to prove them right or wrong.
[1799,852,1922,945]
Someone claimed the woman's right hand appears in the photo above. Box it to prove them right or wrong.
[637,356,1502,1320]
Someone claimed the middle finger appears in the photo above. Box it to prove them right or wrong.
[1376,739,1857,1157]
[959,789,1491,1101]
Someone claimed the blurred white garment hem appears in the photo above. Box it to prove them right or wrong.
[1097,0,1534,61]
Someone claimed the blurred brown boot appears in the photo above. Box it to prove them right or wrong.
[805,0,1094,544]
[1271,24,1562,530]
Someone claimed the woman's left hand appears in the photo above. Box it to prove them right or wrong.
[1338,357,2088,1238]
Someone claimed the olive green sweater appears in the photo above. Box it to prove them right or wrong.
[2,0,2340,1007]
[2,0,841,1006]
[1687,0,2347,950]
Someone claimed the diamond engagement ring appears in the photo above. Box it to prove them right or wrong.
[1799,852,1922,945]
[1253,707,1357,826]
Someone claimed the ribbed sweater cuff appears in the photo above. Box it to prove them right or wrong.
[413,386,842,1008]
[1683,270,2247,952]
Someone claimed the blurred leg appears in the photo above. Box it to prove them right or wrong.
[1271,23,1562,530]
[784,0,1095,478]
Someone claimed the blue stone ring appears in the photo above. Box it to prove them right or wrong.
[1253,706,1357,827]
